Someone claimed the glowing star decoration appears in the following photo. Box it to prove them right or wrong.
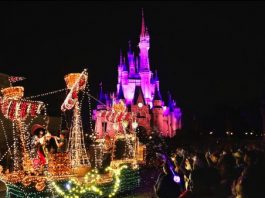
[61,69,88,111]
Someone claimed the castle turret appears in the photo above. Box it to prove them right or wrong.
[128,41,136,77]
[152,85,163,133]
[154,70,160,89]
[138,9,152,105]
[117,82,125,101]
[135,56,139,74]
[118,50,123,83]
[97,83,106,110]
[121,56,128,84]
[139,8,150,72]
[105,93,111,109]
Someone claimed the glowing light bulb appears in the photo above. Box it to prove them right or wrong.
[113,123,119,130]
[65,183,71,190]
[122,121,128,128]
[132,121,138,129]
[137,102,143,108]
[173,175,181,183]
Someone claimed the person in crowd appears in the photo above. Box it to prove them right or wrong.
[154,162,181,198]
[233,150,245,178]
[179,167,220,198]
[54,130,68,153]
[192,152,208,170]
[205,150,219,168]
[231,165,265,198]
[173,155,186,192]
[217,152,237,198]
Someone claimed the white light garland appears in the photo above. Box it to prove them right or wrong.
[24,88,67,100]
[0,119,13,160]
[86,84,94,133]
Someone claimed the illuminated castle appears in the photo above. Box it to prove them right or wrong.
[94,9,182,138]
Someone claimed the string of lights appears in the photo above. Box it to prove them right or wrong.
[0,119,13,157]
[85,91,105,106]
[12,122,21,170]
[0,144,14,162]
[24,88,67,99]
[49,164,139,198]
[86,84,94,133]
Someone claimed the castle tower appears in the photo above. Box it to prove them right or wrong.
[152,85,163,133]
[139,9,150,71]
[121,56,128,86]
[138,9,152,105]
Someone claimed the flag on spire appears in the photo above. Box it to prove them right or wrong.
[8,76,26,83]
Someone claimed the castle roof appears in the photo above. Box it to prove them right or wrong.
[117,83,125,100]
[98,83,106,104]
[133,86,146,105]
[153,85,162,101]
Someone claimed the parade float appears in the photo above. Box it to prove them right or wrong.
[0,69,145,197]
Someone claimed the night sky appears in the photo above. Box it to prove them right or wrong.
[1,1,265,134]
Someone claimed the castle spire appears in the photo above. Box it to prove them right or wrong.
[123,57,127,71]
[120,49,123,65]
[128,40,133,54]
[138,8,150,71]
[117,82,125,100]
[99,82,106,104]
[141,8,146,37]
[153,84,162,101]
[133,86,146,105]
[154,70,159,81]
[168,91,175,112]
[128,40,135,76]
[135,57,139,73]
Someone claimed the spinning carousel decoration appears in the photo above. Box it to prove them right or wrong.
[61,69,91,175]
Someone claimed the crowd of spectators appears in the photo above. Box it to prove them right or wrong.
[153,140,265,198]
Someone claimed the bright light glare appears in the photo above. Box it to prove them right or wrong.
[173,175,181,183]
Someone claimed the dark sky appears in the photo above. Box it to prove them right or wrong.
[1,1,265,133]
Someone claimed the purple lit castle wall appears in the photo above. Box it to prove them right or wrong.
[94,10,182,138]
